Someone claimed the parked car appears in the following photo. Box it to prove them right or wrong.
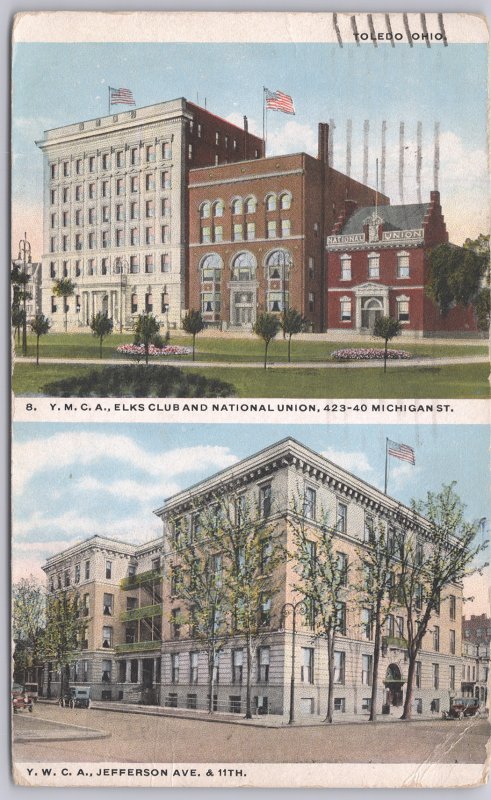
[23,683,39,702]
[444,697,480,719]
[59,686,91,709]
[12,684,33,713]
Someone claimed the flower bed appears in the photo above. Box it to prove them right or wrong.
[116,344,192,357]
[332,348,412,361]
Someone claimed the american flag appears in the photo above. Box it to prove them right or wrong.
[387,439,415,465]
[265,88,295,115]
[110,87,135,106]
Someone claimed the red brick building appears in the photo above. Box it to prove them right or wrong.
[325,191,478,335]
[188,124,386,331]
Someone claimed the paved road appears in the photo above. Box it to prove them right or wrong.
[13,712,108,743]
[16,355,490,370]
[13,705,490,764]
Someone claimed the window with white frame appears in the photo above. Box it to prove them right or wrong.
[303,486,316,520]
[171,653,179,683]
[397,296,410,322]
[361,608,372,639]
[340,297,351,322]
[340,254,352,280]
[232,649,243,684]
[397,251,410,278]
[266,193,276,211]
[257,646,270,682]
[334,697,346,712]
[368,252,380,279]
[189,651,199,684]
[361,654,373,685]
[334,651,345,684]
[301,647,314,683]
[336,501,347,533]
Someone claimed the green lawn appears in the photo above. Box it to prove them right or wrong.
[12,361,490,399]
[14,332,489,363]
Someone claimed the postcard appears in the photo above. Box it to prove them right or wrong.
[10,10,490,789]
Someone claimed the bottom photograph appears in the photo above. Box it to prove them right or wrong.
[11,422,490,787]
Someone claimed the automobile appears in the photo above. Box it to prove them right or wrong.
[444,697,480,720]
[23,683,39,702]
[12,684,33,714]
[59,686,91,709]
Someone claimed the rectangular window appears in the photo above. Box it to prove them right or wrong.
[361,654,373,685]
[337,552,348,586]
[64,570,70,587]
[233,223,243,242]
[368,253,380,279]
[146,145,155,163]
[145,255,154,274]
[336,501,347,533]
[161,197,170,217]
[450,629,456,655]
[257,646,270,683]
[340,299,351,321]
[105,560,112,579]
[145,227,154,245]
[232,649,243,684]
[340,255,352,280]
[189,651,199,684]
[101,660,112,683]
[171,609,181,639]
[433,625,440,652]
[116,178,124,196]
[449,595,456,621]
[229,696,241,714]
[102,153,109,170]
[415,661,422,688]
[281,219,291,238]
[130,256,139,274]
[161,225,170,244]
[301,648,314,684]
[336,602,347,635]
[130,176,138,193]
[303,486,316,520]
[433,663,439,689]
[361,608,372,640]
[50,162,58,180]
[85,560,90,580]
[361,697,372,712]
[130,147,139,166]
[88,156,95,173]
[146,199,154,218]
[449,664,455,691]
[334,697,346,713]
[102,626,113,648]
[161,170,171,189]
[397,252,410,278]
[267,220,276,239]
[334,651,345,684]
[103,593,113,616]
[163,142,172,159]
[259,594,271,626]
[62,187,69,203]
[214,225,223,243]
[259,484,272,518]
[116,151,124,168]
[74,564,80,584]
[171,653,179,684]
[398,300,410,322]
[186,693,197,710]
[246,222,256,240]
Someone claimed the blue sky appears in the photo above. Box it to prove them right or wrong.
[12,422,490,614]
[12,41,488,257]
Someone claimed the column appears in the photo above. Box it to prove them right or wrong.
[125,660,131,683]
[137,659,143,684]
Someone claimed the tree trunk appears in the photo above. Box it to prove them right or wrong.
[369,604,383,722]
[401,649,417,719]
[325,633,334,723]
[245,636,253,719]
[207,650,216,714]
[264,341,268,370]
[384,339,388,373]
[288,335,292,363]
[99,337,103,358]
[36,336,40,366]
[145,343,149,366]
[192,334,196,362]
[65,310,68,333]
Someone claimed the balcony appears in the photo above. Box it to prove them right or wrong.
[120,569,162,590]
[114,639,162,653]
[382,636,408,651]
[120,603,162,622]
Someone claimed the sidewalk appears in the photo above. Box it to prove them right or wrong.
[37,699,450,729]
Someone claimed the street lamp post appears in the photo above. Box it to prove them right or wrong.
[18,232,32,357]
[115,257,128,333]
[281,599,306,725]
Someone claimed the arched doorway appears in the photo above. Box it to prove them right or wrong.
[361,297,383,330]
[384,663,405,708]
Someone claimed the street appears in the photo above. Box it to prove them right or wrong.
[13,704,490,765]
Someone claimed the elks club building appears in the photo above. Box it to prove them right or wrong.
[188,124,387,332]
[325,192,477,335]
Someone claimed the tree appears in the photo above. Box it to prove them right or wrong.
[90,311,114,358]
[165,509,230,714]
[426,241,488,317]
[53,277,76,332]
[207,491,283,719]
[289,500,349,723]
[39,590,85,698]
[280,308,305,363]
[373,316,402,373]
[134,313,160,365]
[182,309,205,362]
[12,305,25,348]
[396,484,487,720]
[12,577,46,685]
[253,313,280,369]
[11,262,31,354]
[353,518,398,722]
[30,314,51,365]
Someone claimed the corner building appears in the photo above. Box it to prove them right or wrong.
[325,191,478,335]
[36,99,263,330]
[155,438,462,719]
[188,124,387,331]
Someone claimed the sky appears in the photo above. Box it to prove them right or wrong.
[12,422,490,616]
[12,41,488,260]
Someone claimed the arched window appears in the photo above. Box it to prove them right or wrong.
[200,202,211,219]
[279,192,292,210]
[265,193,277,212]
[200,253,223,283]
[231,198,243,215]
[266,249,291,279]
[231,251,256,281]
[213,200,224,218]
[244,196,256,214]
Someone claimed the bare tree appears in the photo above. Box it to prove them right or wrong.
[12,576,46,684]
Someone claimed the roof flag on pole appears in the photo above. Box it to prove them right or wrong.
[384,438,415,494]
[264,88,295,115]
[109,87,136,107]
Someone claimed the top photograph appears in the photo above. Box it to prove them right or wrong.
[11,12,489,399]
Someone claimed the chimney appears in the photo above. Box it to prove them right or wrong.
[318,123,329,166]
[243,115,248,132]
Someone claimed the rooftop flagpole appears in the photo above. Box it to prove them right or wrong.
[262,87,267,157]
